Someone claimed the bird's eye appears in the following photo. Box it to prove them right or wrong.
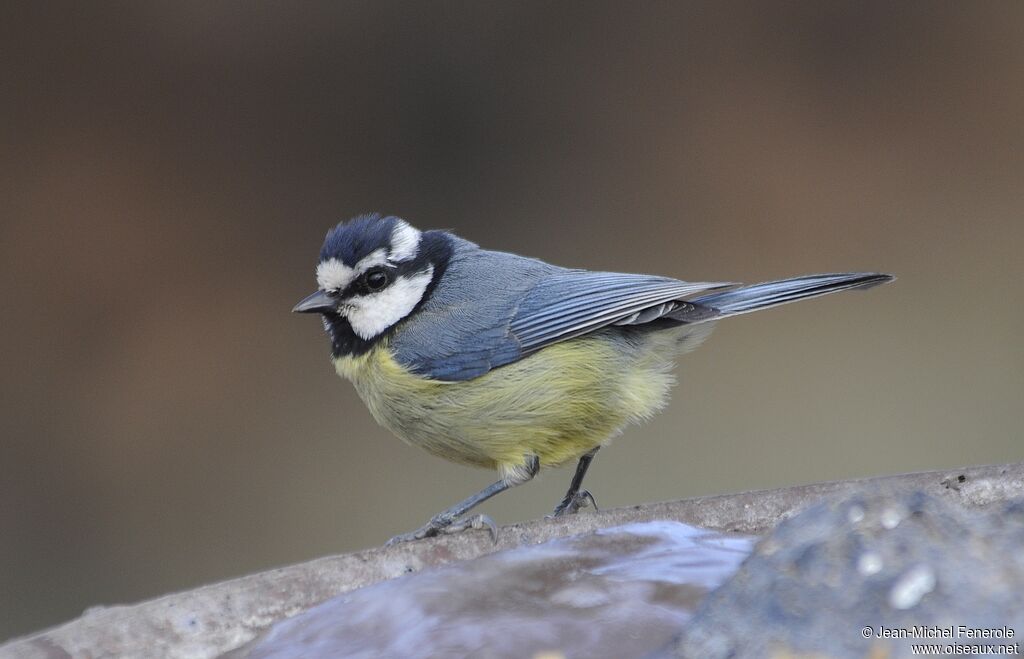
[363,267,392,292]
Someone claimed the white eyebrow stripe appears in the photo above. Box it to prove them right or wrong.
[355,248,388,271]
[388,220,421,262]
[315,249,390,292]
[316,258,355,292]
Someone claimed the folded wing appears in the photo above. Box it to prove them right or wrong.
[510,271,732,355]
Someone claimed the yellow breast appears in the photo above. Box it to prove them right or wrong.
[333,328,684,475]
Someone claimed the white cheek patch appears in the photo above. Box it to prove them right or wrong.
[345,266,434,340]
[316,258,354,292]
[389,220,421,262]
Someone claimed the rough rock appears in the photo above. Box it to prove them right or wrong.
[671,490,1024,659]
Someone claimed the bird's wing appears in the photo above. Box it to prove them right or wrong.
[509,271,732,355]
[391,262,731,381]
[392,250,892,382]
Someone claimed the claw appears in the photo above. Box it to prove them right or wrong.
[385,513,499,546]
[384,526,435,546]
[384,468,536,546]
[443,514,499,543]
[550,489,599,518]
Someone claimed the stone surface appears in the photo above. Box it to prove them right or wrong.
[3,462,1022,659]
[225,521,754,659]
[670,489,1024,659]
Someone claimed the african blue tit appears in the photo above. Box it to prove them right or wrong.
[294,214,893,544]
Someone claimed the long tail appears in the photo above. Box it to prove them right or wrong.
[691,272,894,317]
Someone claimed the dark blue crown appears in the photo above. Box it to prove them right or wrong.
[319,213,403,264]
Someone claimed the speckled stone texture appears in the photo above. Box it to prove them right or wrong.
[671,489,1024,659]
[4,463,1022,659]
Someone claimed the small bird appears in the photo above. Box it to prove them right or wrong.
[294,214,893,544]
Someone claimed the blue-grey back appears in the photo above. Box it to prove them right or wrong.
[390,237,563,380]
[390,236,731,381]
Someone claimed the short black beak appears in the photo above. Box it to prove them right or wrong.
[292,290,337,314]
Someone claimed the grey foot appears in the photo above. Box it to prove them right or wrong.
[385,513,498,546]
[550,490,598,518]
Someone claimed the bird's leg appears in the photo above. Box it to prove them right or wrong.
[386,455,540,545]
[551,447,600,517]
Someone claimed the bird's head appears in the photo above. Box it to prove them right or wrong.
[294,214,450,356]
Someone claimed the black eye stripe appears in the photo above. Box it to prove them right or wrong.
[334,261,435,299]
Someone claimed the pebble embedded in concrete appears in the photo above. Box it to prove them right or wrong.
[889,564,937,610]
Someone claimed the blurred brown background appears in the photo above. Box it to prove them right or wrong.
[2,0,1022,641]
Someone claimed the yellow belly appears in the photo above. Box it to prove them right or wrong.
[334,327,694,477]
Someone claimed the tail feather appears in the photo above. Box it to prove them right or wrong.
[692,272,894,317]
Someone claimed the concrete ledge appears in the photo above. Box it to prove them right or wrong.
[4,462,1023,659]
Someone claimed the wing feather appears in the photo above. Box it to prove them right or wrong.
[510,272,732,354]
